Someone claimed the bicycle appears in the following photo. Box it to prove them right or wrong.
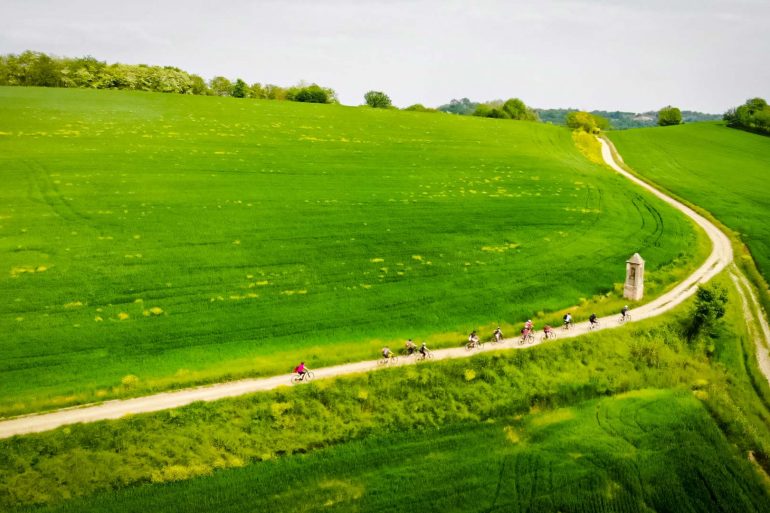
[541,330,557,342]
[416,349,434,361]
[618,313,633,324]
[562,321,572,331]
[465,339,484,351]
[491,333,504,345]
[378,355,399,366]
[520,331,535,345]
[291,370,315,384]
[588,320,600,331]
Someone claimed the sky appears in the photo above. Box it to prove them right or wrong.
[1,0,768,113]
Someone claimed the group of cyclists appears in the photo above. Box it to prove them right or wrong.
[293,305,632,382]
[381,339,432,364]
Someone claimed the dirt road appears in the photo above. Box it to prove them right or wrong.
[0,138,735,439]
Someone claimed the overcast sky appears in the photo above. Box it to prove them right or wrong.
[1,0,768,112]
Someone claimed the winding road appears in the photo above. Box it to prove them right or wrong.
[0,138,744,439]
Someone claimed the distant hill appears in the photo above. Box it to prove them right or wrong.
[437,98,720,129]
[536,108,721,129]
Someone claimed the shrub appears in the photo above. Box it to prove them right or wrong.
[287,83,335,104]
[403,103,436,113]
[566,111,609,133]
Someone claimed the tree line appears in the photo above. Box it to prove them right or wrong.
[0,50,337,103]
[724,98,770,136]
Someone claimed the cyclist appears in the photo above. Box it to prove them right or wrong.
[493,326,503,342]
[419,341,430,359]
[589,313,598,328]
[382,346,393,360]
[405,339,416,355]
[563,313,572,329]
[621,305,629,320]
[468,330,480,348]
[524,319,533,331]
[294,361,309,381]
[543,325,554,339]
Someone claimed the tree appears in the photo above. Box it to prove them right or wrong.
[288,84,334,103]
[472,104,492,117]
[209,76,233,96]
[565,111,609,133]
[364,90,391,108]
[189,74,209,95]
[263,84,287,100]
[502,98,538,121]
[686,284,728,340]
[657,105,682,126]
[438,97,478,115]
[231,78,248,98]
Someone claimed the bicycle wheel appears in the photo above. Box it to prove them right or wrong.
[465,342,474,351]
[305,371,315,382]
[291,375,301,384]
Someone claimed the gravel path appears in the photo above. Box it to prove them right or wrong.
[0,138,735,439]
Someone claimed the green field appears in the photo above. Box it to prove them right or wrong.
[0,87,705,414]
[23,390,770,513]
[5,271,770,511]
[608,123,770,283]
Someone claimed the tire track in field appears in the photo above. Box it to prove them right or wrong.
[729,267,770,386]
[0,138,736,439]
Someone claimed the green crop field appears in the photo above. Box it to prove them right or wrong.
[608,123,770,283]
[0,87,705,415]
[5,272,770,511]
[20,391,770,513]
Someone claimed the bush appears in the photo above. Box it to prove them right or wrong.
[473,98,537,121]
[566,111,609,133]
[403,103,436,113]
[287,83,335,104]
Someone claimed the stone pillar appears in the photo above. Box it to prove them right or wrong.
[624,253,645,301]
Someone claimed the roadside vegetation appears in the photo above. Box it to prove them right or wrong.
[23,391,770,513]
[4,272,770,511]
[0,87,707,416]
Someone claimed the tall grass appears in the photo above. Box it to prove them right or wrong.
[25,391,769,513]
[0,87,706,414]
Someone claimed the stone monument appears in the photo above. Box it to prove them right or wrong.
[624,253,645,301]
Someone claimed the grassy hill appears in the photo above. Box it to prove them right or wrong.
[607,123,770,284]
[0,87,705,415]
